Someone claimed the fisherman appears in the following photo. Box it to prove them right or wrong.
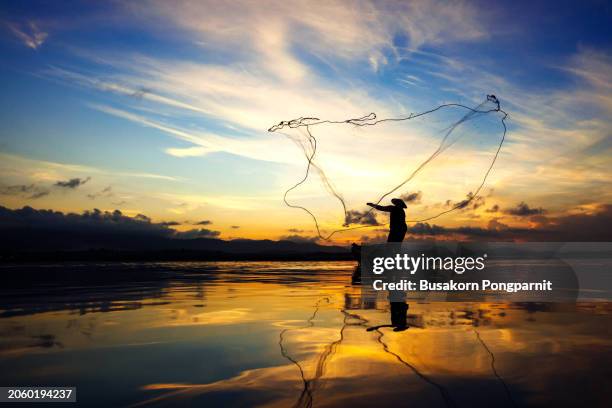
[367,198,408,242]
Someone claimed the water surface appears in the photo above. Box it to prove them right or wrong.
[0,261,610,407]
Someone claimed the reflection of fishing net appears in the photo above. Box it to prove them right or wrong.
[269,95,507,240]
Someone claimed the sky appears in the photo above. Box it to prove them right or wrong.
[0,0,611,244]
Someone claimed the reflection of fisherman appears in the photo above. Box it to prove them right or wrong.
[350,243,362,284]
[367,198,408,242]
[390,302,409,330]
[367,301,409,332]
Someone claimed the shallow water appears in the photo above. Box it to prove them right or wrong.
[0,261,610,407]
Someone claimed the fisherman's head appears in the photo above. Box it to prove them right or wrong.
[391,198,407,208]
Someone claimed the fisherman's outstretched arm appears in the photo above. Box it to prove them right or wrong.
[366,203,393,212]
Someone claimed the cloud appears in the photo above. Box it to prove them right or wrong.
[487,217,509,231]
[135,0,486,70]
[0,206,171,236]
[87,186,113,200]
[344,209,379,226]
[0,206,353,254]
[399,191,422,204]
[504,202,546,217]
[230,225,240,229]
[443,192,486,212]
[7,21,48,49]
[562,49,612,114]
[160,221,180,226]
[0,184,50,200]
[165,146,212,157]
[88,103,295,164]
[29,191,50,199]
[398,204,612,241]
[470,196,486,210]
[0,205,222,250]
[406,222,448,235]
[486,204,500,213]
[17,2,611,237]
[527,204,612,241]
[359,234,387,244]
[278,234,319,243]
[194,220,212,225]
[287,228,304,233]
[54,177,91,189]
[44,66,209,115]
[402,221,534,240]
[46,0,490,168]
[0,152,179,183]
[174,228,220,239]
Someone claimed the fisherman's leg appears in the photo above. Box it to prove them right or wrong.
[387,231,401,242]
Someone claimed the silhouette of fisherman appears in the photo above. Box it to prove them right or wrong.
[350,243,362,284]
[367,198,408,242]
[364,199,409,331]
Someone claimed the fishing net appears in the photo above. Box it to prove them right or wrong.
[269,95,507,240]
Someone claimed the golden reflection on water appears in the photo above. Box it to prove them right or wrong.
[0,261,610,407]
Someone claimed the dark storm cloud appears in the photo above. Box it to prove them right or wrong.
[504,201,546,216]
[55,177,90,189]
[344,210,379,226]
[160,221,181,226]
